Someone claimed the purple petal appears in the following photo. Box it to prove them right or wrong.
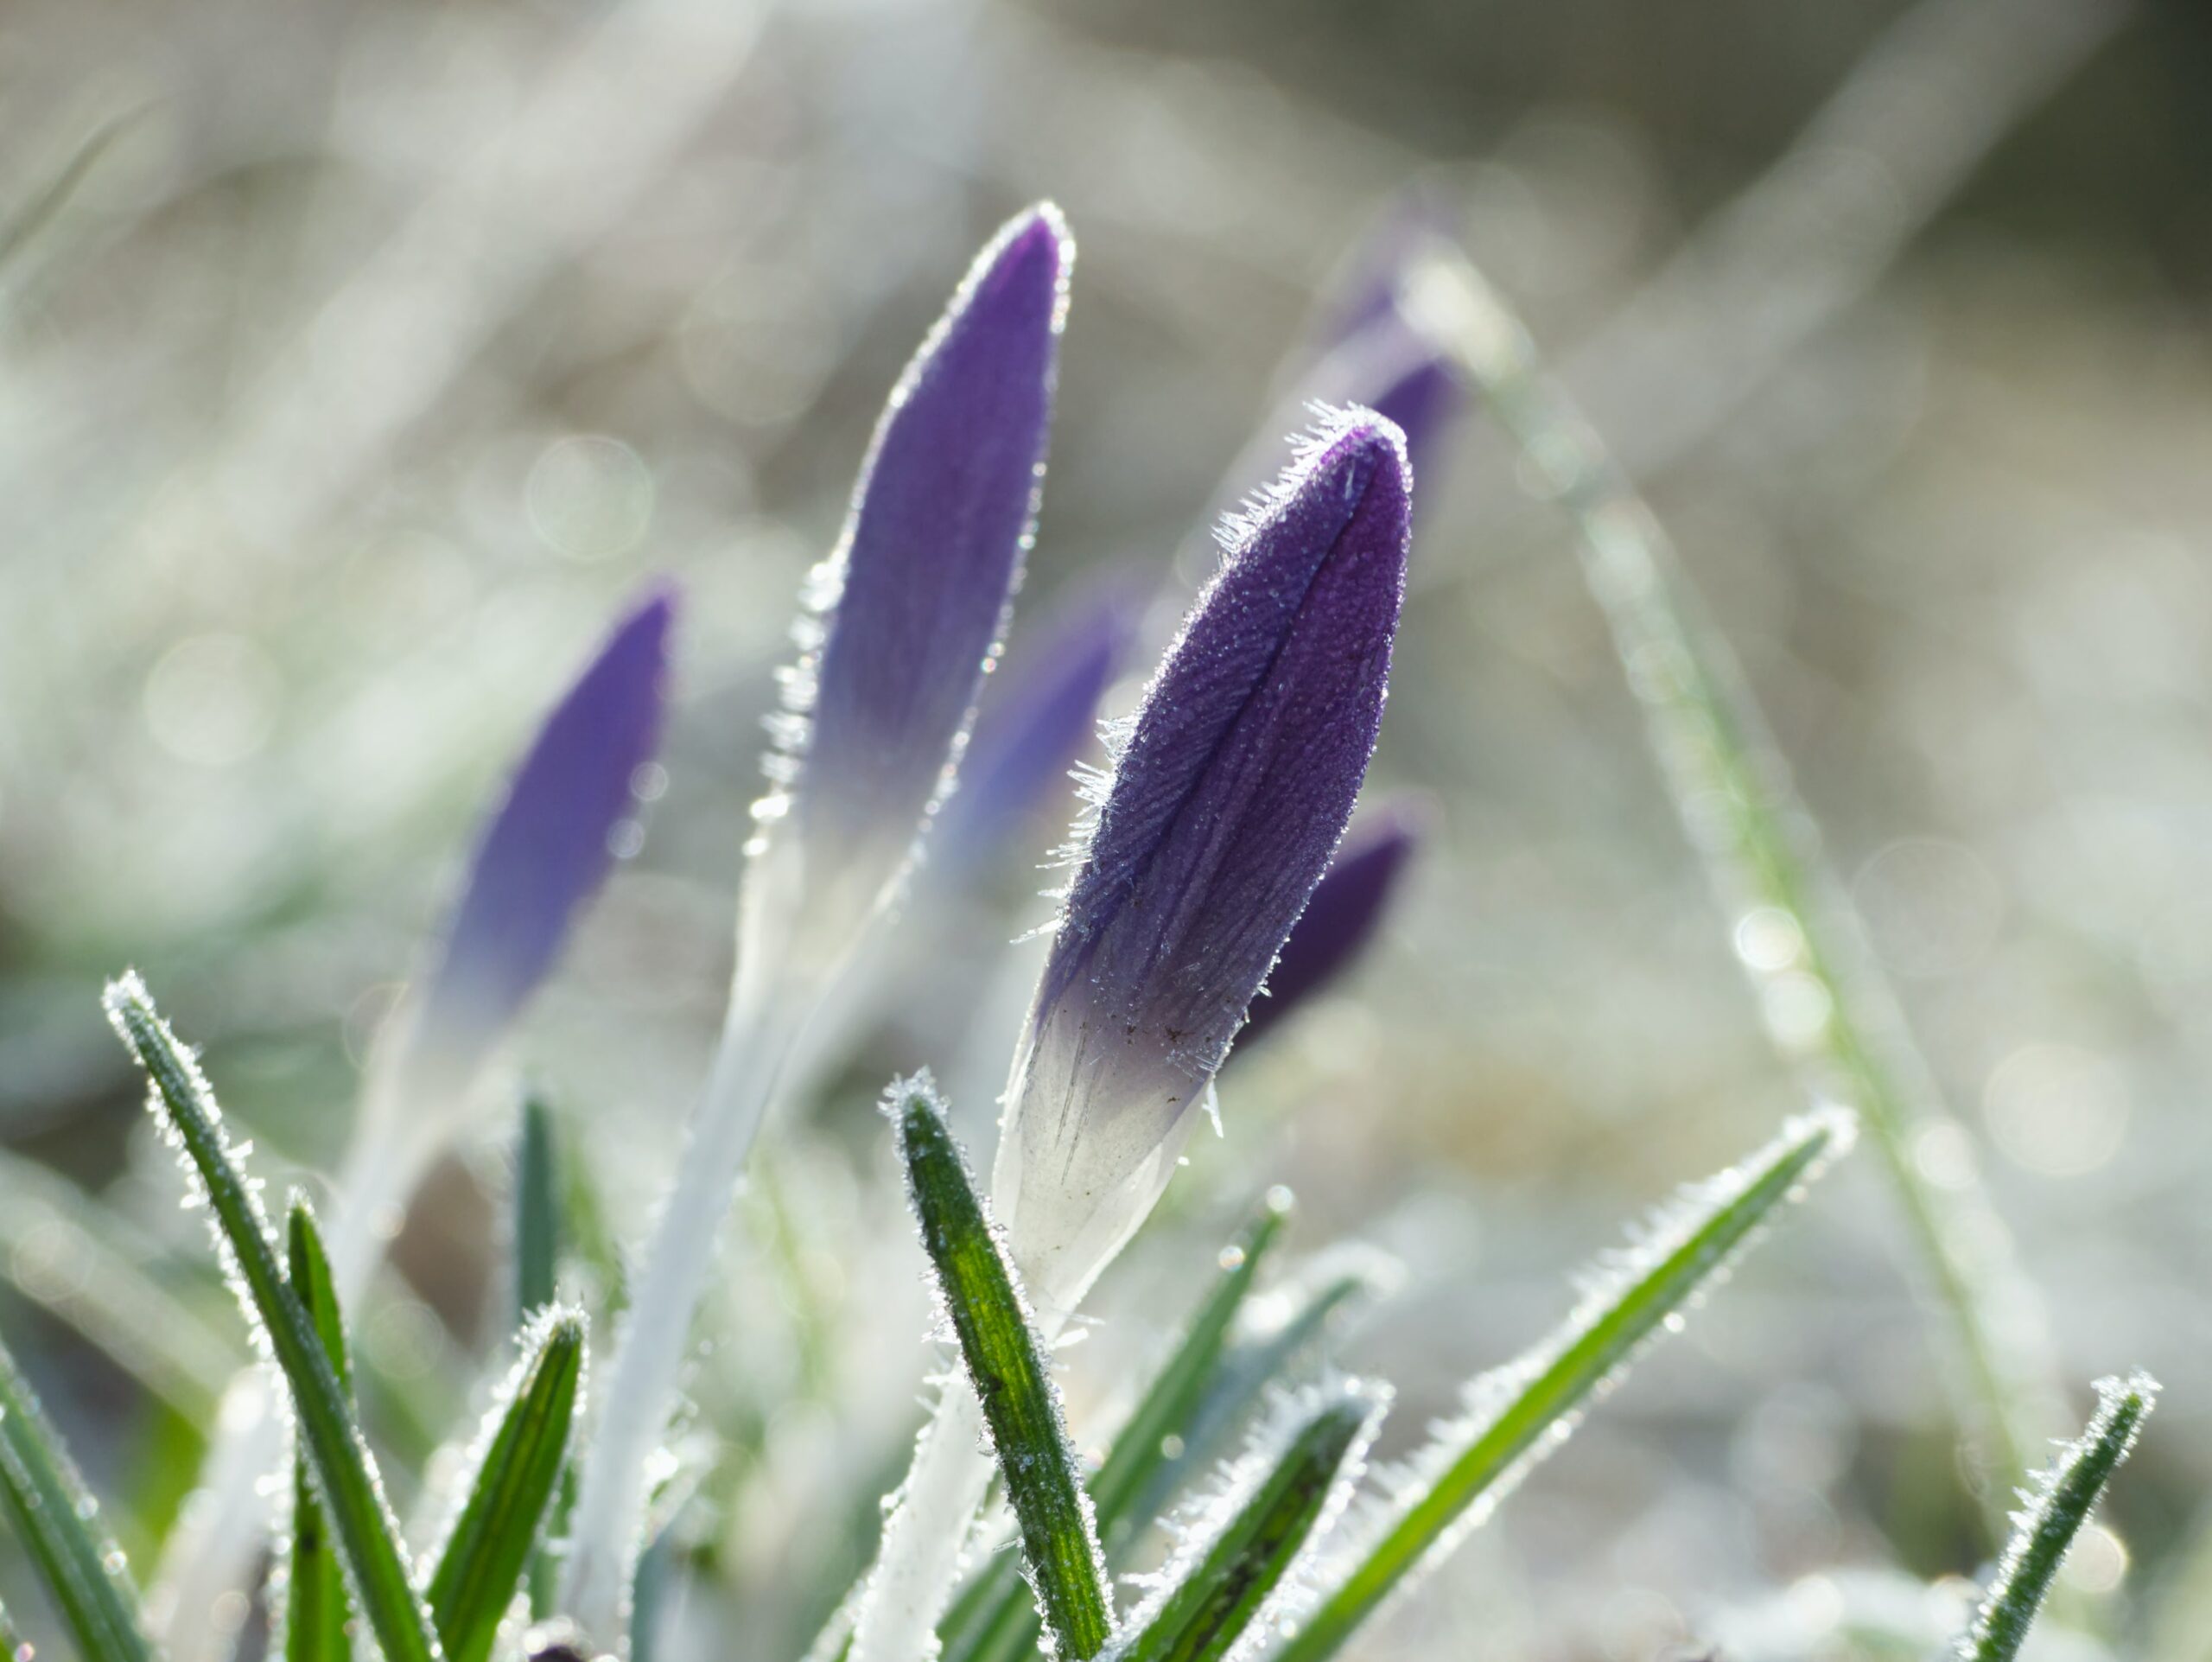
[1238,802,1422,1048]
[932,578,1142,884]
[410,587,674,1070]
[791,205,1072,888]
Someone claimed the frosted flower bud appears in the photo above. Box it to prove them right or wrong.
[995,410,1413,1309]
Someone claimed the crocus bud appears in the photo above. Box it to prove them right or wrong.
[395,587,675,1100]
[1240,801,1422,1049]
[930,579,1141,888]
[994,409,1412,1311]
[760,204,1072,952]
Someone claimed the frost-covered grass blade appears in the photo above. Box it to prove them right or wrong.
[943,1195,1291,1662]
[283,1201,355,1662]
[101,973,445,1662]
[1958,1372,2158,1662]
[425,1310,586,1662]
[1400,243,2064,1527]
[893,1078,1114,1662]
[0,1331,155,1662]
[1276,1110,1853,1662]
[1115,1383,1382,1662]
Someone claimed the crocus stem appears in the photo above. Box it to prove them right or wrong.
[849,1382,995,1662]
[1402,245,2066,1539]
[562,978,805,1647]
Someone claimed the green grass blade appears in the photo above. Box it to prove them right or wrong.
[1117,1383,1383,1662]
[424,1311,585,1662]
[940,1196,1293,1662]
[1402,245,2069,1531]
[103,972,445,1662]
[283,1201,355,1662]
[516,1097,561,1321]
[1959,1372,2158,1662]
[0,1594,28,1658]
[892,1077,1113,1662]
[512,1098,575,1621]
[0,1332,156,1662]
[1277,1110,1852,1662]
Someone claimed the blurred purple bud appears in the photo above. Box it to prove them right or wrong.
[409,588,674,1074]
[1311,194,1465,497]
[932,580,1142,883]
[996,410,1411,1301]
[781,205,1072,906]
[1239,804,1421,1048]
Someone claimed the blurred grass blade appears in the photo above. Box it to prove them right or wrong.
[941,1194,1292,1662]
[0,108,140,275]
[0,1146,241,1421]
[1157,1251,1397,1526]
[0,1332,156,1662]
[892,1077,1114,1662]
[1092,1196,1292,1534]
[1278,1111,1852,1662]
[102,973,445,1662]
[512,1097,576,1620]
[1117,1384,1383,1662]
[517,1096,561,1320]
[0,1595,27,1659]
[425,1312,586,1662]
[283,1202,355,1662]
[1960,1372,2158,1662]
[1402,243,2068,1528]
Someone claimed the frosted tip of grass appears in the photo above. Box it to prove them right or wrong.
[1957,1372,2158,1662]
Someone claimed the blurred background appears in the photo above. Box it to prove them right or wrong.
[2,0,2209,1658]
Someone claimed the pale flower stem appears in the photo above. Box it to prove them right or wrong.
[1402,248,2067,1540]
[849,1380,996,1662]
[562,987,800,1647]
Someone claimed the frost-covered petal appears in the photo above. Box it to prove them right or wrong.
[1241,802,1421,1048]
[931,579,1140,884]
[780,204,1071,911]
[406,587,672,1075]
[995,410,1411,1303]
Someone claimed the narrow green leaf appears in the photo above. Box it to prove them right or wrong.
[1959,1372,2157,1662]
[1402,245,2066,1530]
[516,1097,561,1322]
[942,1195,1294,1662]
[1276,1110,1853,1662]
[512,1097,575,1621]
[0,1593,29,1658]
[284,1200,355,1662]
[425,1311,587,1662]
[0,1331,155,1662]
[102,973,445,1662]
[1117,1384,1383,1662]
[891,1077,1113,1662]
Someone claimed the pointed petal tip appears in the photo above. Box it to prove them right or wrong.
[973,201,1075,317]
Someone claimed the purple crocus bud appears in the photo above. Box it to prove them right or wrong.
[767,204,1072,939]
[931,579,1141,886]
[1239,802,1422,1049]
[992,408,1412,1311]
[399,587,674,1091]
